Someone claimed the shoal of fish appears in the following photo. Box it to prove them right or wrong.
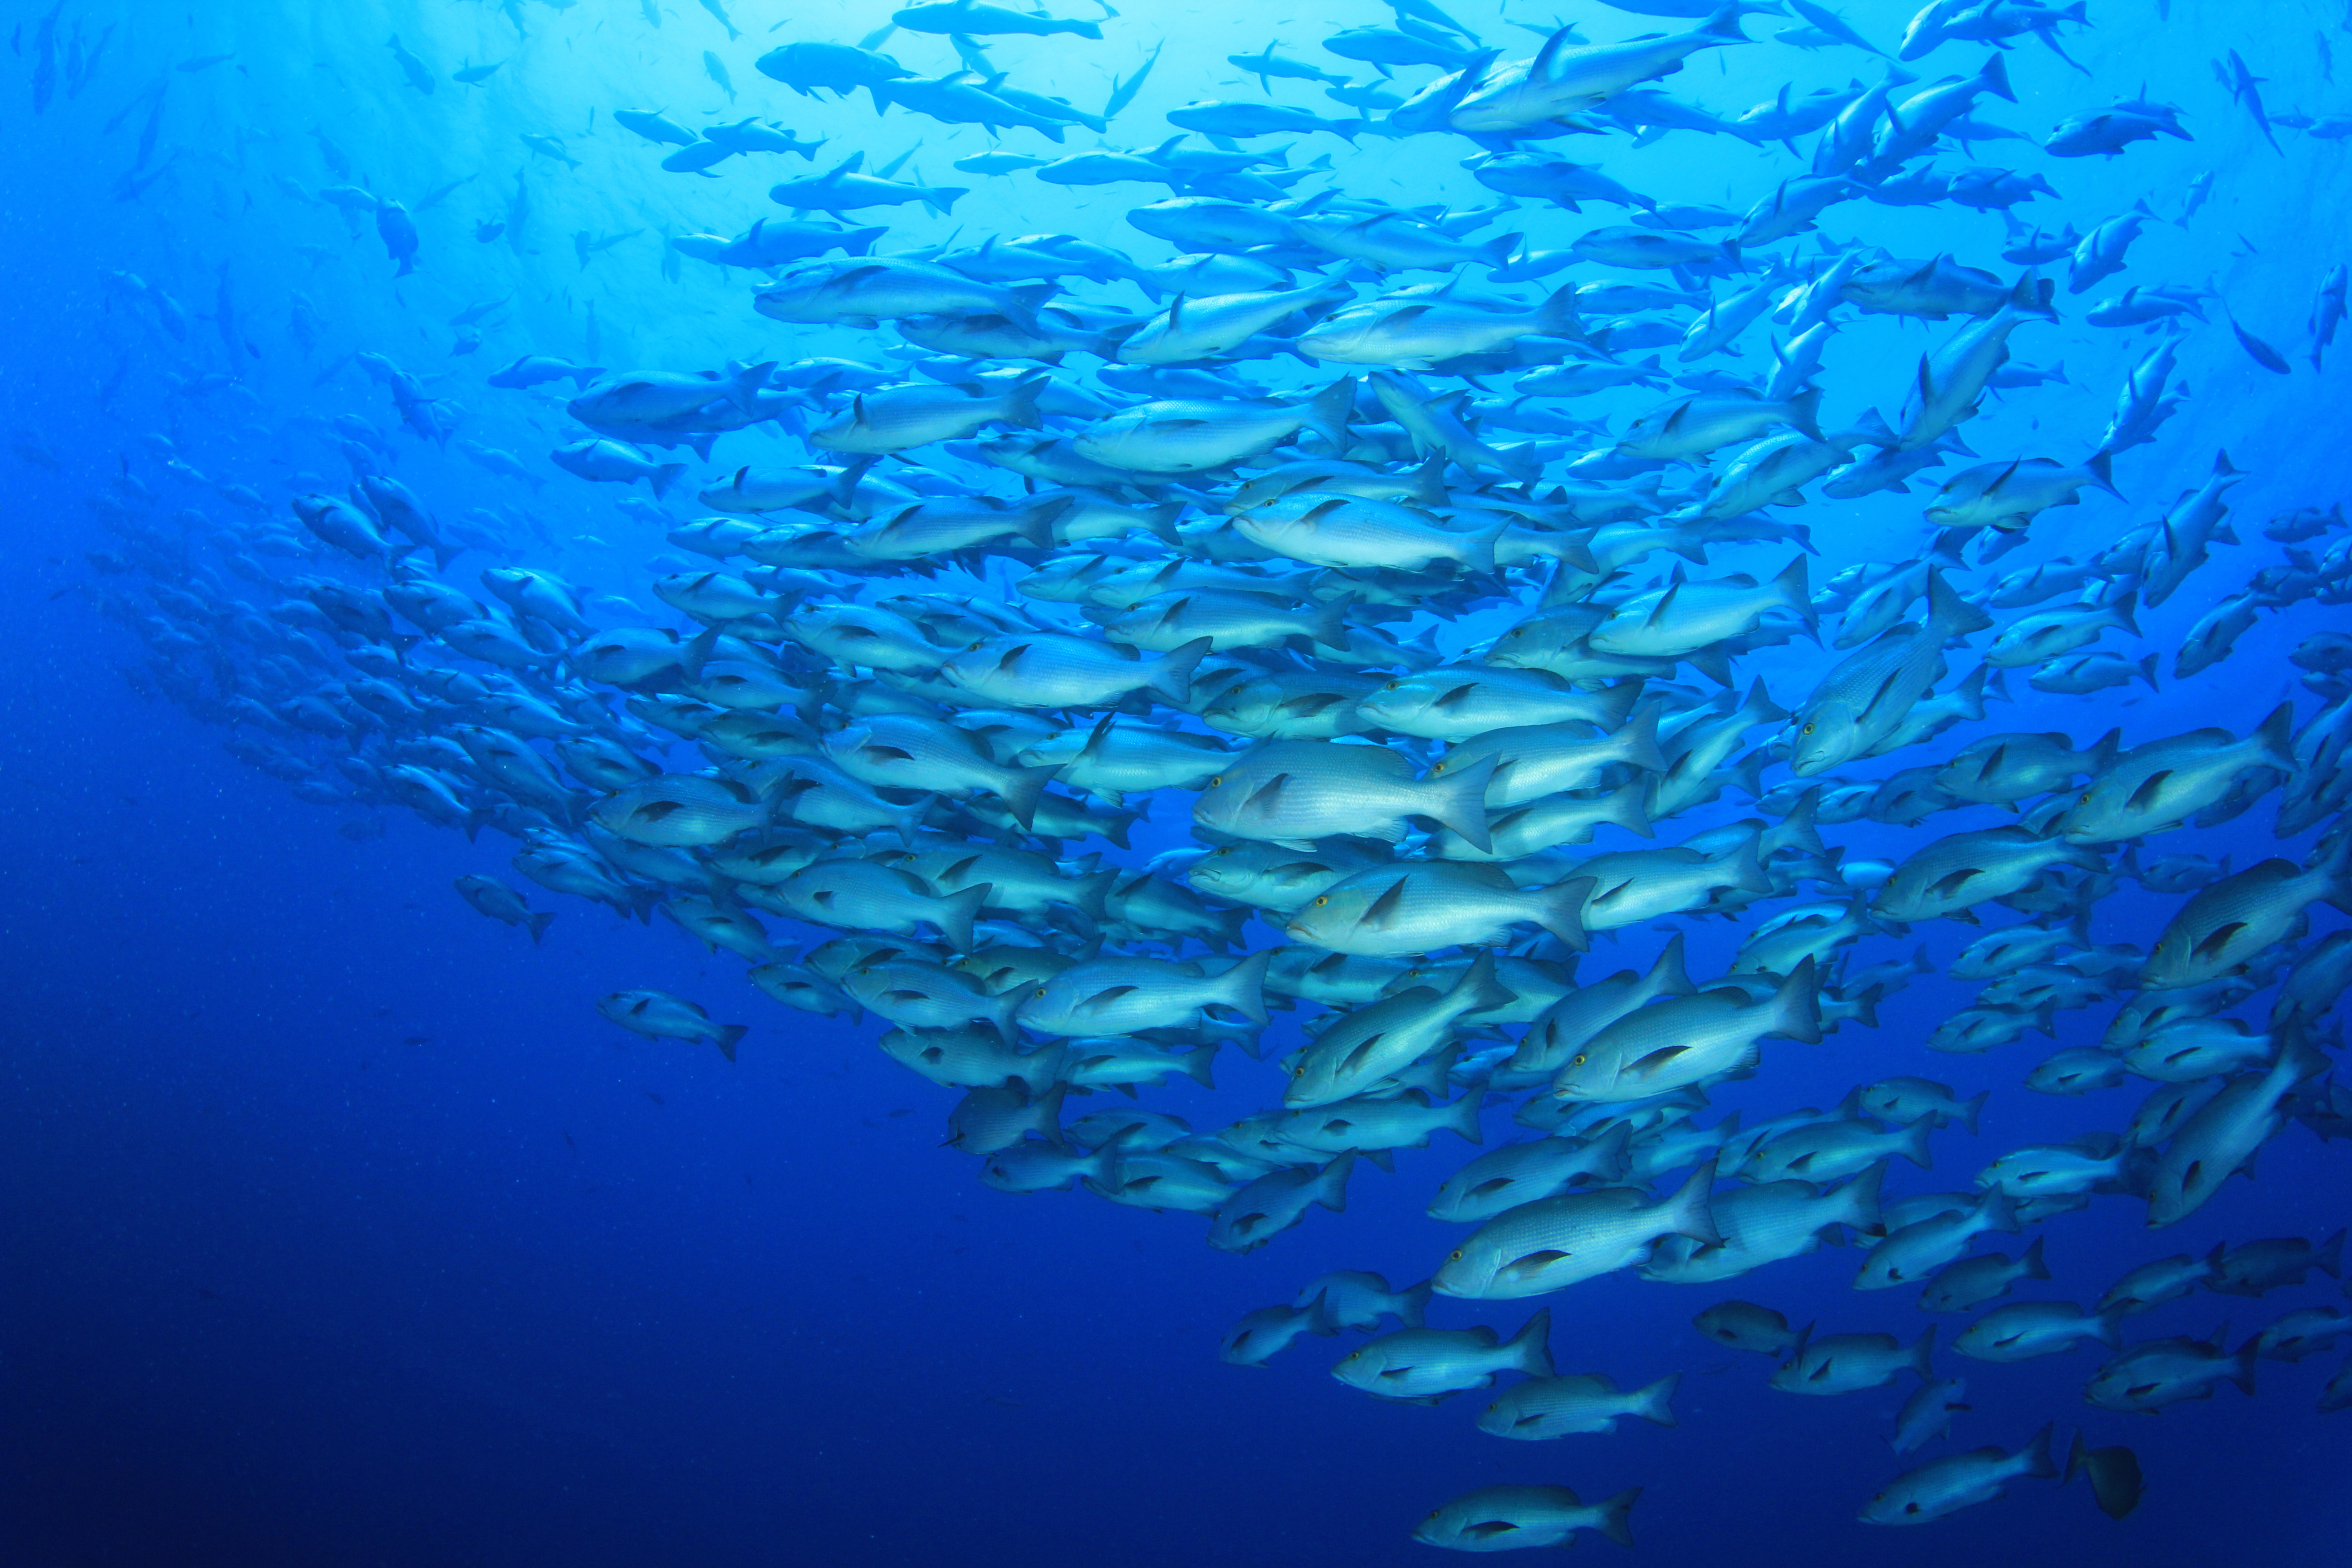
[61,0,2352,1547]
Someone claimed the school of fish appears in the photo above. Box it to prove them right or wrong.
[47,0,2352,1546]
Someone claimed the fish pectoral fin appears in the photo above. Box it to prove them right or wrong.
[1361,877,1409,928]
[1078,984,1140,1013]
[2190,921,2247,960]
[1464,1522,1521,1540]
[1243,772,1290,814]
[1629,1045,1689,1076]
[1501,1249,1571,1280]
[2125,769,2173,812]
[1928,868,1983,897]
[1340,1033,1389,1075]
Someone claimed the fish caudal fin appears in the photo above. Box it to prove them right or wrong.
[1508,1306,1554,1378]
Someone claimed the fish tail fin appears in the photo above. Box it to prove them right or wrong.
[1771,954,1823,1044]
[1182,1040,1219,1089]
[1591,1489,1641,1550]
[1960,1089,1989,1136]
[1647,930,1694,998]
[1395,1278,1434,1329]
[1619,699,1668,773]
[936,882,990,953]
[1304,374,1357,448]
[727,358,776,412]
[1444,1090,1484,1145]
[2107,588,2140,637]
[2134,652,2159,690]
[1668,1155,1721,1246]
[527,911,555,945]
[990,989,1024,1044]
[894,794,935,849]
[1315,1148,1356,1212]
[1005,371,1049,431]
[1773,554,1815,628]
[1535,874,1595,953]
[1141,502,1186,546]
[1218,947,1274,1025]
[1455,947,1516,1016]
[2087,446,2120,496]
[2319,1228,2346,1279]
[1423,755,1495,853]
[1700,3,1748,40]
[1632,1372,1680,1427]
[1786,384,1825,441]
[996,763,1058,831]
[1308,590,1356,651]
[1147,635,1214,705]
[2010,270,2058,318]
[2092,1307,2126,1348]
[1841,1160,1887,1236]
[1607,776,1657,840]
[2020,1233,2052,1281]
[1981,49,2016,102]
[2020,1421,2058,1479]
[1535,278,1583,338]
[1899,1116,1935,1169]
[2231,1339,2259,1396]
[1072,868,1117,921]
[1926,567,1995,638]
[1981,1191,2022,1234]
[1507,1306,1554,1377]
[2253,700,2298,770]
[714,1024,746,1062]
[650,462,685,498]
[1911,1323,1938,1380]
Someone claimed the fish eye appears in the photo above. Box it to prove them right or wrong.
[1314,896,1329,906]
[1431,761,1446,773]
[1383,680,1400,690]
[1448,1249,1464,1263]
[1571,1054,1586,1065]
[1034,987,1047,999]
[1801,722,1816,734]
[1209,776,1221,787]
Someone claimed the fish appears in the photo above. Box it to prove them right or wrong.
[63,3,2352,1550]
[596,990,748,1059]
[1433,1159,1719,1299]
[1330,1308,1552,1402]
[1860,1425,2057,1525]
[1475,1370,1679,1438]
[1412,1485,1640,1551]
[1771,1325,1936,1395]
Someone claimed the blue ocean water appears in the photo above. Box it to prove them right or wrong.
[3,0,2350,1563]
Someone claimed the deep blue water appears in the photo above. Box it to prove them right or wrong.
[3,1,2350,1563]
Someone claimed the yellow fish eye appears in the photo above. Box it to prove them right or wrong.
[1383,680,1400,690]
[1571,1054,1587,1065]
[1449,1249,1464,1263]
[1801,722,1816,735]
[1209,776,1221,787]
[1314,895,1329,906]
[1034,986,1048,999]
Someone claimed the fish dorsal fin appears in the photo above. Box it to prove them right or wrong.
[826,150,865,180]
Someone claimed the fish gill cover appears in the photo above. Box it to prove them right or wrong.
[2,0,2351,1562]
